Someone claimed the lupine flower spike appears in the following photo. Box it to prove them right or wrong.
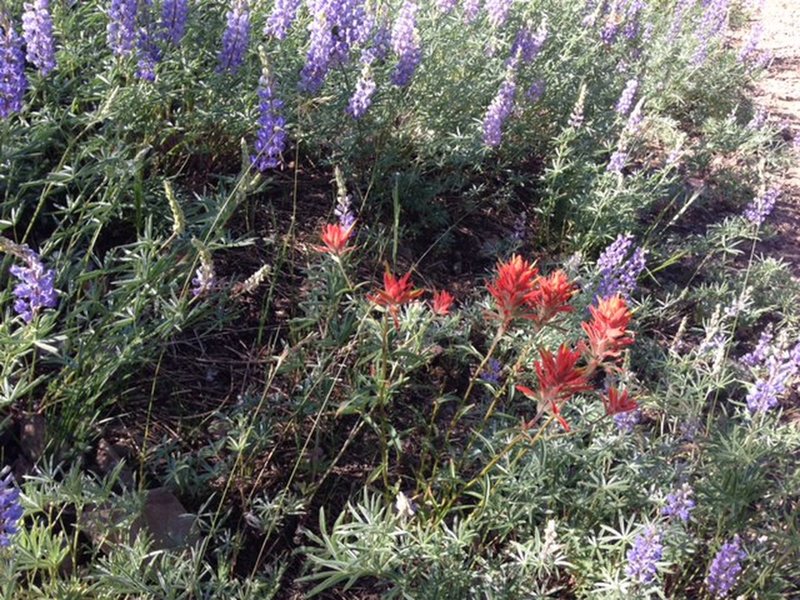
[662,483,695,523]
[390,1,421,87]
[1,18,28,118]
[22,0,56,76]
[368,269,424,328]
[160,0,189,45]
[107,0,137,56]
[0,468,23,547]
[706,535,746,598]
[625,526,663,584]
[217,0,250,74]
[314,222,355,257]
[9,246,58,323]
[431,290,454,316]
[251,70,287,171]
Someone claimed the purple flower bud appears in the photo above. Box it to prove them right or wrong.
[607,149,628,174]
[22,0,56,76]
[743,187,779,226]
[264,0,301,40]
[347,67,376,118]
[1,20,27,118]
[217,0,250,74]
[480,358,503,384]
[662,483,696,523]
[251,73,287,171]
[486,0,513,29]
[706,535,746,598]
[526,79,545,102]
[160,0,189,45]
[107,0,138,57]
[191,261,215,297]
[615,78,638,116]
[510,20,547,63]
[436,0,458,13]
[625,526,663,584]
[614,408,640,432]
[741,325,773,367]
[462,0,481,23]
[0,469,23,547]
[9,246,58,323]
[746,349,798,413]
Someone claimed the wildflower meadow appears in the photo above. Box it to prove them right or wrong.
[1,0,799,597]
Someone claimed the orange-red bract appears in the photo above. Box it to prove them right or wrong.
[529,269,577,326]
[580,294,634,364]
[367,270,424,327]
[516,344,591,432]
[601,387,638,416]
[314,223,354,256]
[431,289,454,316]
[486,255,541,324]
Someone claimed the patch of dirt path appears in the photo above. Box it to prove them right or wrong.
[752,0,800,273]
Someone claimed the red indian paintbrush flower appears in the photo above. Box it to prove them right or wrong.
[528,269,577,326]
[431,289,454,316]
[516,344,591,432]
[486,255,540,324]
[368,269,424,327]
[315,222,355,256]
[580,294,634,365]
[601,387,638,416]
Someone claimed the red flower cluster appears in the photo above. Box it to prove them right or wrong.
[367,270,424,327]
[516,294,638,431]
[486,255,576,327]
[580,294,635,365]
[314,223,355,256]
[431,289,454,316]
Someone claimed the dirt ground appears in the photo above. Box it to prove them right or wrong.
[752,0,800,272]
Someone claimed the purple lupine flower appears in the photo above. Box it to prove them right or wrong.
[21,0,56,76]
[302,0,371,92]
[746,351,798,413]
[361,18,390,64]
[462,0,481,23]
[135,3,161,82]
[160,0,189,45]
[264,0,301,39]
[191,262,215,297]
[746,107,767,130]
[597,234,647,299]
[625,526,663,584]
[335,194,356,229]
[607,149,628,174]
[692,0,729,66]
[741,325,773,367]
[347,67,376,118]
[480,358,503,384]
[662,483,696,523]
[217,0,250,74]
[526,79,545,102]
[622,0,645,40]
[600,0,624,44]
[614,408,640,432]
[0,469,23,547]
[510,20,547,63]
[107,0,138,57]
[706,536,746,598]
[251,72,287,171]
[668,0,694,43]
[9,246,58,323]
[482,64,517,147]
[436,0,458,13]
[743,187,779,226]
[486,0,512,28]
[568,86,586,129]
[738,22,762,63]
[1,21,27,118]
[626,99,644,133]
[615,78,638,116]
[390,1,421,87]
